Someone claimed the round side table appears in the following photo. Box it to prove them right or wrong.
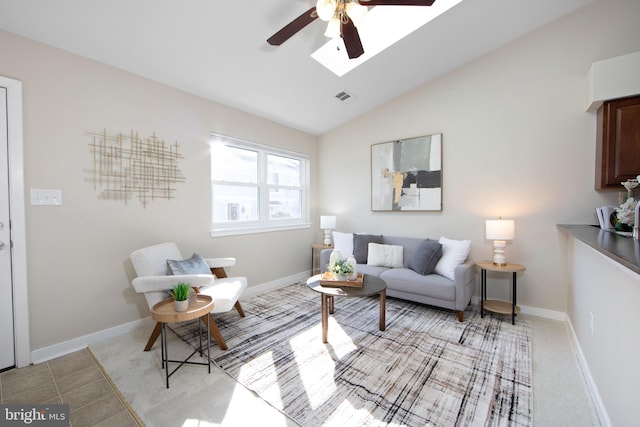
[475,261,526,325]
[151,294,213,388]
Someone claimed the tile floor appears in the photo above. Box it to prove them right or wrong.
[0,348,139,426]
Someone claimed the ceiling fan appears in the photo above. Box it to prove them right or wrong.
[267,0,436,59]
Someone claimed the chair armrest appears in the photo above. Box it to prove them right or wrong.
[131,274,214,294]
[205,257,236,268]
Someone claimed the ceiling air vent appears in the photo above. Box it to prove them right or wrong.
[335,90,354,101]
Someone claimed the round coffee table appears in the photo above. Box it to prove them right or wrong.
[306,274,387,343]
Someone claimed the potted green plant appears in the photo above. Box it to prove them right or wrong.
[173,283,191,312]
[328,259,355,281]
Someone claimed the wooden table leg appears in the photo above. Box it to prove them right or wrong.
[379,290,386,331]
[321,294,328,343]
[328,295,334,314]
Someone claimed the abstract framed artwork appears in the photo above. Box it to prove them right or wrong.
[371,133,442,211]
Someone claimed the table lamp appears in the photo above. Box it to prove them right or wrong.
[485,218,515,266]
[320,215,336,246]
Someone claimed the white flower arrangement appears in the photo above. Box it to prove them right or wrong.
[616,197,636,226]
[615,176,640,227]
[328,259,354,276]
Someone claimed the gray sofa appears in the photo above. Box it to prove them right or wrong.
[320,235,475,321]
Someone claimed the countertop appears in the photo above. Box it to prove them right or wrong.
[557,224,640,275]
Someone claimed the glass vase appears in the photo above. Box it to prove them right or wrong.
[346,255,358,280]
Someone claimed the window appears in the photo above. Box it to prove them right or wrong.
[210,133,310,236]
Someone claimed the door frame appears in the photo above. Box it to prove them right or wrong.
[1,75,30,367]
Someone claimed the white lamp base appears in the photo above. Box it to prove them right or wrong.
[323,229,332,246]
[492,240,507,266]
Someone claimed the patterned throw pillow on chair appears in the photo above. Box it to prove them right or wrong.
[166,253,211,275]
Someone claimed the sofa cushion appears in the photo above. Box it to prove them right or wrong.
[367,243,403,268]
[356,264,390,277]
[166,253,211,275]
[408,239,443,275]
[435,237,471,281]
[353,234,383,263]
[381,268,455,301]
[332,231,353,260]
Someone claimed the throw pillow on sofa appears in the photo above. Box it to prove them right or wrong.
[435,237,471,281]
[408,239,443,275]
[353,234,383,263]
[367,243,404,268]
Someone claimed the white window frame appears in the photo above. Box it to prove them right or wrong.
[210,133,310,237]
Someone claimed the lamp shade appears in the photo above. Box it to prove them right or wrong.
[485,219,515,240]
[320,215,336,229]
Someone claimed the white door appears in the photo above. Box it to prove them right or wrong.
[0,86,15,371]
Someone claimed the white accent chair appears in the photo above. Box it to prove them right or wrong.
[130,242,247,351]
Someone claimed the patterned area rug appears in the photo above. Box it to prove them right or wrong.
[173,283,532,426]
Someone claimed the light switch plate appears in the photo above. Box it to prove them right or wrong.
[31,189,63,206]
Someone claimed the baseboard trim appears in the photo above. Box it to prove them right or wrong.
[519,304,566,321]
[29,272,311,364]
[470,296,567,321]
[240,271,310,299]
[566,317,612,427]
[28,273,573,365]
[30,317,154,365]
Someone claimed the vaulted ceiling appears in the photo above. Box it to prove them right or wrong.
[0,0,594,135]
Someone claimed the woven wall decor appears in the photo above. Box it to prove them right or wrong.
[86,129,185,207]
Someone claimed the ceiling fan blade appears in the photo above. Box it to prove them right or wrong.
[359,0,435,5]
[340,18,365,59]
[267,7,318,46]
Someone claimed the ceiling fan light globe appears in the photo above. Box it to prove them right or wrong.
[316,0,337,21]
[324,18,341,38]
[345,2,368,27]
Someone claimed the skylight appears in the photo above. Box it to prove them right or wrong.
[311,0,464,77]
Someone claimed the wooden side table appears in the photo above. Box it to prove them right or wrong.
[476,261,526,325]
[151,294,213,388]
[311,244,333,275]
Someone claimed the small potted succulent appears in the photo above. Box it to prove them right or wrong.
[173,283,191,312]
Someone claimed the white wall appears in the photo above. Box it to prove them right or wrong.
[0,30,318,351]
[567,237,640,426]
[317,0,640,313]
[2,0,639,363]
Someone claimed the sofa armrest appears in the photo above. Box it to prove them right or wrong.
[453,261,475,311]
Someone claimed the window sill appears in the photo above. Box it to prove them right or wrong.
[210,222,311,238]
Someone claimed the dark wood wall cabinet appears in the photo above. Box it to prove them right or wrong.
[596,95,640,190]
